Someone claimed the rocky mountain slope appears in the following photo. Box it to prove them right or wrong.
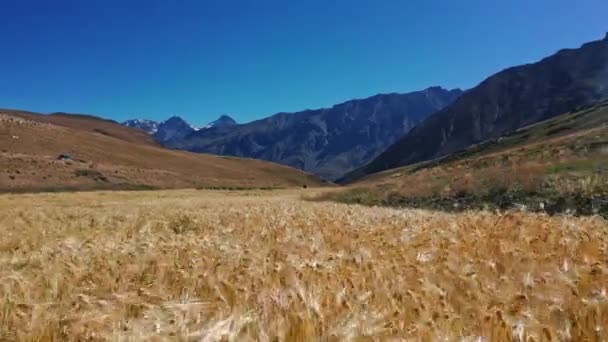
[152,116,196,143]
[165,87,462,180]
[325,100,608,216]
[342,34,608,183]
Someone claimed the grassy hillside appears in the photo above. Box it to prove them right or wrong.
[0,110,325,192]
[319,101,608,216]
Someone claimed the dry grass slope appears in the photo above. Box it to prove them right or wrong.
[1,189,607,340]
[0,110,324,191]
[3,109,157,146]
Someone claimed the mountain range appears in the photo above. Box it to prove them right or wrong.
[125,87,462,180]
[340,33,608,182]
[123,114,237,142]
[119,34,608,183]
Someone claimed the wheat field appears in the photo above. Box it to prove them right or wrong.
[0,189,607,341]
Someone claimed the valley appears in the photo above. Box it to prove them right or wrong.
[0,7,606,339]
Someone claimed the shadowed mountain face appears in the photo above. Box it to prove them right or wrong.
[341,34,608,183]
[203,115,237,129]
[164,87,462,180]
[153,116,195,143]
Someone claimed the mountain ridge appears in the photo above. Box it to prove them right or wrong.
[203,114,237,129]
[341,34,608,183]
[122,114,238,140]
[164,86,463,180]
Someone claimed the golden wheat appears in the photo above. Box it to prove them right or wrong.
[0,189,607,341]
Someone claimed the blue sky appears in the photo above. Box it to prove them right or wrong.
[1,0,606,125]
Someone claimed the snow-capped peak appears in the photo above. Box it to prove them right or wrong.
[122,119,159,134]
[202,114,237,129]
[123,114,237,138]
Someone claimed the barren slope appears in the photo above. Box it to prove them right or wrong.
[0,110,324,192]
[3,109,157,146]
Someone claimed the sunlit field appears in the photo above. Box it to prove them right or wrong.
[1,189,607,340]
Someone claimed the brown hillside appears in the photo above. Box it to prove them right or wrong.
[2,109,156,146]
[0,110,325,192]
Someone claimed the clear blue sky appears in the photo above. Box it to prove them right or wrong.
[1,0,606,125]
